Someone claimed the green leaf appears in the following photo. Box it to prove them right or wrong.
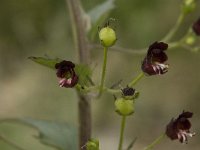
[0,118,78,150]
[75,64,92,86]
[28,56,61,69]
[87,0,116,40]
[29,56,92,86]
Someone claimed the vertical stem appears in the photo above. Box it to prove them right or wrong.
[66,0,91,149]
[66,0,90,63]
[143,133,165,150]
[99,47,108,96]
[118,116,127,150]
[128,72,144,87]
[77,93,92,149]
[162,13,185,42]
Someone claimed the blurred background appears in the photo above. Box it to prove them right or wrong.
[0,0,200,149]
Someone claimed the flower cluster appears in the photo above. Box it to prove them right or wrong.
[142,41,169,75]
[55,60,78,88]
[166,111,195,143]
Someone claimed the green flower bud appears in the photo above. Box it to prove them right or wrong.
[115,98,134,116]
[99,27,117,47]
[86,139,99,150]
[182,0,196,15]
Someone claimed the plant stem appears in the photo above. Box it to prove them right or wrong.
[66,0,91,149]
[90,41,180,55]
[99,47,108,96]
[162,13,185,42]
[128,72,144,87]
[143,133,166,150]
[0,135,26,150]
[118,116,127,150]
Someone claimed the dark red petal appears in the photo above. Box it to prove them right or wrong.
[177,118,191,130]
[178,111,193,119]
[141,59,157,75]
[166,119,178,140]
[193,18,200,36]
[147,41,168,63]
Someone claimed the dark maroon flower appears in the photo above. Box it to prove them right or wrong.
[55,60,78,88]
[192,17,200,35]
[141,41,169,75]
[166,111,195,143]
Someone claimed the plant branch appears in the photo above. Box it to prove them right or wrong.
[162,13,185,42]
[90,42,180,55]
[0,134,26,150]
[66,0,91,149]
[66,0,90,64]
[143,133,165,150]
[99,47,108,96]
[118,116,127,150]
[128,72,145,87]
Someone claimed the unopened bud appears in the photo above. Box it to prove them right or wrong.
[99,27,117,47]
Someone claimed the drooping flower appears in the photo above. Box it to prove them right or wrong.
[141,41,169,75]
[192,17,200,35]
[166,111,195,143]
[55,60,78,88]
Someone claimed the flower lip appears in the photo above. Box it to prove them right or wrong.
[192,17,200,35]
[142,41,169,75]
[166,111,195,143]
[55,60,78,88]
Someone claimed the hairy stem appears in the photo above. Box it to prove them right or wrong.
[66,0,91,149]
[143,133,166,150]
[118,116,127,150]
[99,47,108,96]
[0,135,26,150]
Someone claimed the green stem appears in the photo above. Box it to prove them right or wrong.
[118,116,127,150]
[143,133,166,150]
[162,13,185,42]
[99,47,108,96]
[128,72,145,87]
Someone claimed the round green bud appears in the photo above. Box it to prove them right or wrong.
[115,98,134,116]
[86,139,99,150]
[99,27,117,47]
[182,0,196,15]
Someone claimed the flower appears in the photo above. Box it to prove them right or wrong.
[55,60,78,88]
[166,111,195,143]
[141,41,169,75]
[192,17,200,36]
